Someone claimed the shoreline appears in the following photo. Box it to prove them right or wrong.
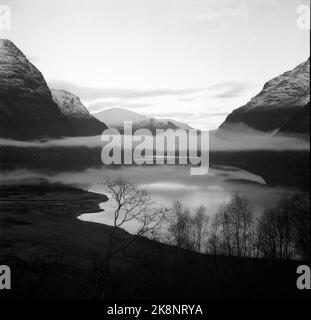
[0,181,308,300]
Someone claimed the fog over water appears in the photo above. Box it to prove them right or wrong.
[0,131,309,151]
[1,129,306,233]
[0,165,296,234]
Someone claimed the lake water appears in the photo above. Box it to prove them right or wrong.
[0,164,296,234]
[75,165,294,233]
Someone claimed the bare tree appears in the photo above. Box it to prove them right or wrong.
[192,205,209,252]
[165,191,309,261]
[248,218,261,258]
[257,209,279,259]
[95,177,167,299]
[168,201,194,250]
[257,193,309,260]
[289,192,310,260]
[206,192,254,257]
[167,202,209,252]
[205,216,220,255]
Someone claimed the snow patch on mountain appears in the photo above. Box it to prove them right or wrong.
[93,108,192,131]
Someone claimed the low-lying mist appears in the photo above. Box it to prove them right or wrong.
[0,166,296,219]
[0,131,309,151]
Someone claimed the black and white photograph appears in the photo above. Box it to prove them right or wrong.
[0,0,310,313]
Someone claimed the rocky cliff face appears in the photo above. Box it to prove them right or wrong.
[219,58,310,133]
[51,89,107,136]
[0,39,76,140]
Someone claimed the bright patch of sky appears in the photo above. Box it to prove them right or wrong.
[1,0,309,129]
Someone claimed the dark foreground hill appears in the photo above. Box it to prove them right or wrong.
[0,184,308,300]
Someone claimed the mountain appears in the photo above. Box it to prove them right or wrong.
[219,58,310,134]
[276,101,310,139]
[51,89,107,136]
[0,39,76,140]
[94,108,147,127]
[150,118,192,131]
[93,108,192,133]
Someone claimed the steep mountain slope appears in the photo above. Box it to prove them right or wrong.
[93,107,192,133]
[51,89,107,136]
[276,101,310,139]
[0,39,75,140]
[219,58,310,133]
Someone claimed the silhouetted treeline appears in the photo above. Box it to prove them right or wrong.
[0,182,309,300]
[166,192,310,261]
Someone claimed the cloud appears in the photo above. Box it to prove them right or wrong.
[0,136,104,148]
[48,80,252,118]
[210,131,310,151]
[178,96,197,102]
[152,112,229,120]
[49,80,208,101]
[0,132,309,152]
[87,99,155,114]
[207,81,252,99]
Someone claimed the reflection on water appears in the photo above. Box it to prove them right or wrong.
[0,164,296,233]
[76,165,294,233]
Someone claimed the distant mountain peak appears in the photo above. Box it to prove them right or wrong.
[93,107,192,132]
[93,108,148,127]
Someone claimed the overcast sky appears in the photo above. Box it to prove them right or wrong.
[1,0,310,129]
